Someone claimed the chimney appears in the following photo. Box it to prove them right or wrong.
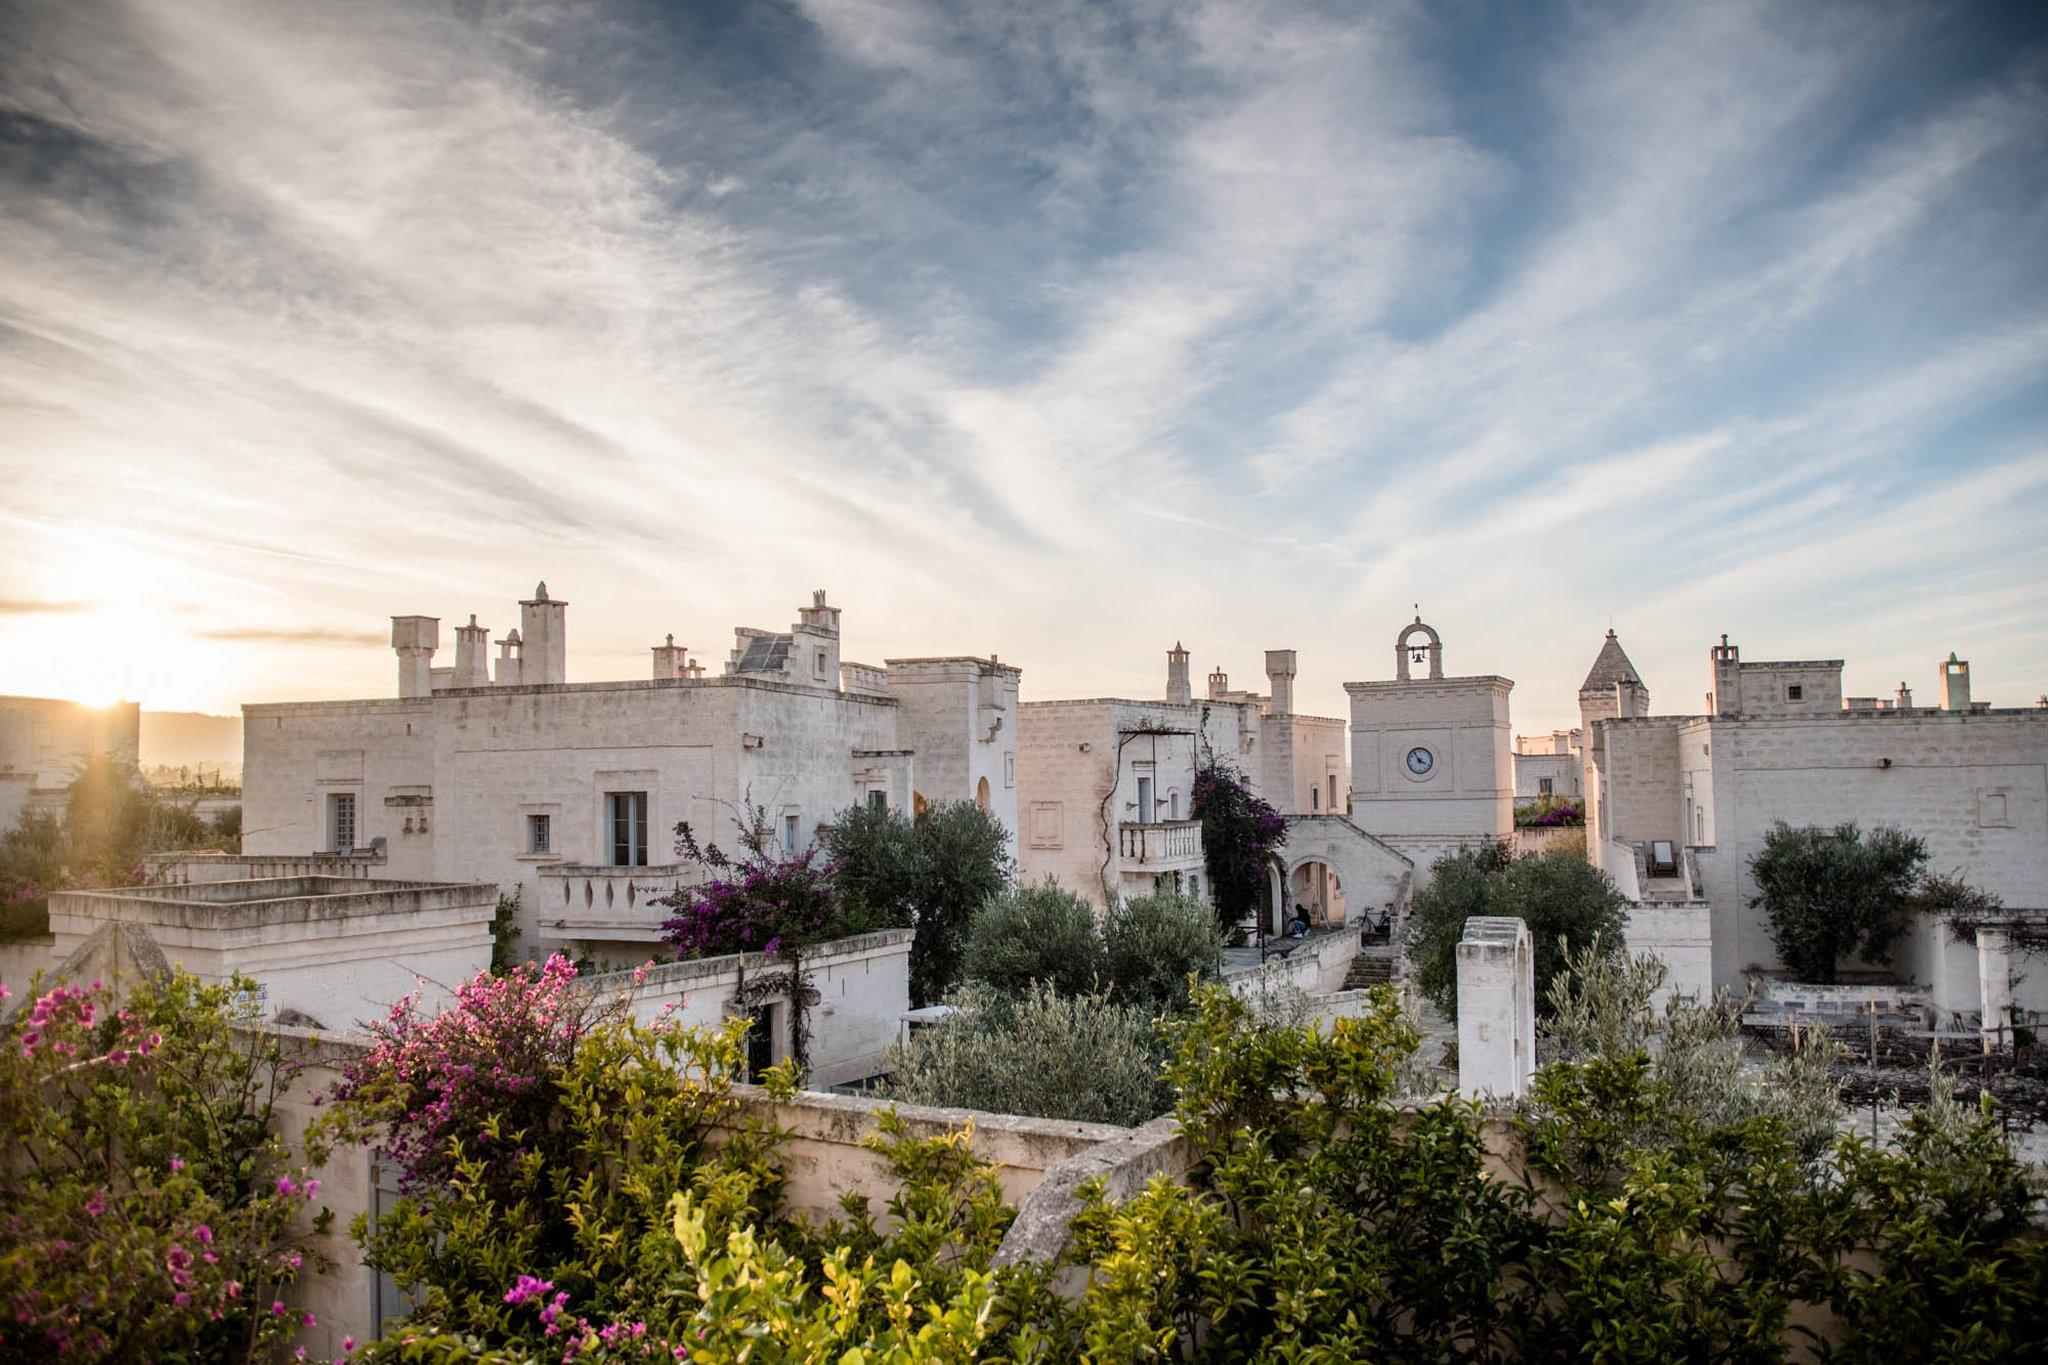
[1940,653,1971,712]
[1166,642,1191,705]
[1895,680,1914,709]
[1208,666,1230,700]
[453,615,490,689]
[391,616,439,698]
[494,628,523,686]
[652,634,689,680]
[519,582,568,685]
[1264,649,1297,715]
[1709,634,1740,716]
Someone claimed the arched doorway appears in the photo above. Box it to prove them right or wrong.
[975,776,990,812]
[1287,859,1346,929]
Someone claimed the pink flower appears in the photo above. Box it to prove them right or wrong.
[270,1300,287,1316]
[224,1280,242,1299]
[343,1338,356,1352]
[275,1176,298,1197]
[301,1311,317,1327]
[302,1178,320,1200]
[169,1157,185,1172]
[107,1048,130,1066]
[192,1224,213,1244]
[172,1292,190,1308]
[83,1188,106,1218]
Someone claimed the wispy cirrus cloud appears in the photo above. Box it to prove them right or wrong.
[0,0,2042,721]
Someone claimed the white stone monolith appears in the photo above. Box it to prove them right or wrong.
[1457,915,1535,1101]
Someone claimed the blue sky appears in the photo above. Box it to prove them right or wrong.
[1,0,2044,729]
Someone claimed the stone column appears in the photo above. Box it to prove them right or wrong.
[1977,926,2013,1053]
[1457,916,1535,1101]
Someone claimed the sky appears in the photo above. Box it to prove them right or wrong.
[1,0,2045,732]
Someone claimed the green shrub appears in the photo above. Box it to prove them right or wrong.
[1100,890,1224,1012]
[1750,821,1928,982]
[964,880,1103,996]
[884,982,1173,1127]
[1407,841,1628,1019]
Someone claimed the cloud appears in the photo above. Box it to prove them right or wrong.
[0,597,93,615]
[197,627,389,647]
[0,0,2042,723]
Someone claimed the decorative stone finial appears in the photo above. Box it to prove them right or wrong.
[534,581,549,601]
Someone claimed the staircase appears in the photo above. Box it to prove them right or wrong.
[1343,950,1396,992]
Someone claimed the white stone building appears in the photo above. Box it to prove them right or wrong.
[1016,644,1411,930]
[1345,617,1515,877]
[0,694,141,828]
[1513,729,1581,804]
[1584,632,2048,1013]
[242,585,1017,962]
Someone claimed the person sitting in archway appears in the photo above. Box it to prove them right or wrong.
[1288,902,1312,938]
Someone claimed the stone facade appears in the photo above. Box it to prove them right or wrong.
[1586,634,2048,1002]
[1016,644,1396,924]
[242,585,1015,961]
[1345,617,1514,877]
[1513,729,1581,802]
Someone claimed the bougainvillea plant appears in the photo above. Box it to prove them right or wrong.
[320,954,602,1196]
[0,970,327,1360]
[656,820,845,960]
[1191,759,1287,936]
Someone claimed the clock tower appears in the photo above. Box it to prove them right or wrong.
[1344,615,1514,878]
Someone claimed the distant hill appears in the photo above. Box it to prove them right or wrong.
[141,711,243,778]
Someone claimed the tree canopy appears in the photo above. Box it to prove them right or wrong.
[1749,821,1928,984]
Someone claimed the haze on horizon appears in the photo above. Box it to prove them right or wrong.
[2,0,2045,734]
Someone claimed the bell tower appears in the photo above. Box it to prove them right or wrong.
[1344,614,1513,879]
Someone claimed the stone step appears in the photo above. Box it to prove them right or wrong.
[1343,953,1395,992]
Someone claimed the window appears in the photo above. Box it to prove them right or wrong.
[1787,685,1804,701]
[783,813,800,854]
[814,648,829,680]
[527,813,551,856]
[1169,790,1181,820]
[1329,775,1338,809]
[1538,777,1554,797]
[328,792,357,852]
[606,791,648,867]
[1135,775,1154,822]
[866,788,888,811]
[1310,787,1319,811]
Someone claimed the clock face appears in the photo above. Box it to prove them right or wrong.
[1404,746,1435,776]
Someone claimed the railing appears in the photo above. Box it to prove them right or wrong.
[1118,820,1202,866]
[537,862,709,938]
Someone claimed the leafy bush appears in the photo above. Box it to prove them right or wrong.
[884,982,1173,1127]
[1406,840,1628,1019]
[0,971,326,1360]
[1191,760,1285,935]
[1750,821,1927,982]
[817,801,922,933]
[906,801,1014,1008]
[1099,890,1223,1012]
[964,880,1103,997]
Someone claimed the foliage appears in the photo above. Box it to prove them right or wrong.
[1406,841,1629,1020]
[885,982,1174,1128]
[906,801,1015,1009]
[1190,760,1285,935]
[817,802,923,934]
[1515,795,1584,828]
[0,970,326,1360]
[965,880,1104,997]
[1099,890,1224,1013]
[487,888,523,974]
[317,958,791,1354]
[0,755,233,932]
[657,821,844,959]
[811,799,1014,1008]
[1068,983,1536,1359]
[1750,821,1928,983]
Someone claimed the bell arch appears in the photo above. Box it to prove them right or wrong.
[1395,617,1443,681]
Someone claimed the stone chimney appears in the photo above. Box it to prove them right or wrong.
[453,615,490,689]
[1166,642,1191,705]
[1264,649,1297,715]
[1895,681,1914,709]
[652,634,689,680]
[1709,634,1740,715]
[519,582,567,685]
[391,616,439,698]
[1940,653,1971,712]
[494,628,523,686]
[1207,666,1229,700]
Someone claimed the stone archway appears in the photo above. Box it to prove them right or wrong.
[1287,858,1346,929]
[1280,815,1416,939]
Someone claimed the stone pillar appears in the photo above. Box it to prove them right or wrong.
[1977,926,2013,1053]
[520,582,568,685]
[652,634,688,680]
[390,615,439,699]
[1457,916,1535,1101]
[1940,653,1971,712]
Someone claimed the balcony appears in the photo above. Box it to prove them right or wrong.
[1118,820,1203,870]
[537,862,709,942]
